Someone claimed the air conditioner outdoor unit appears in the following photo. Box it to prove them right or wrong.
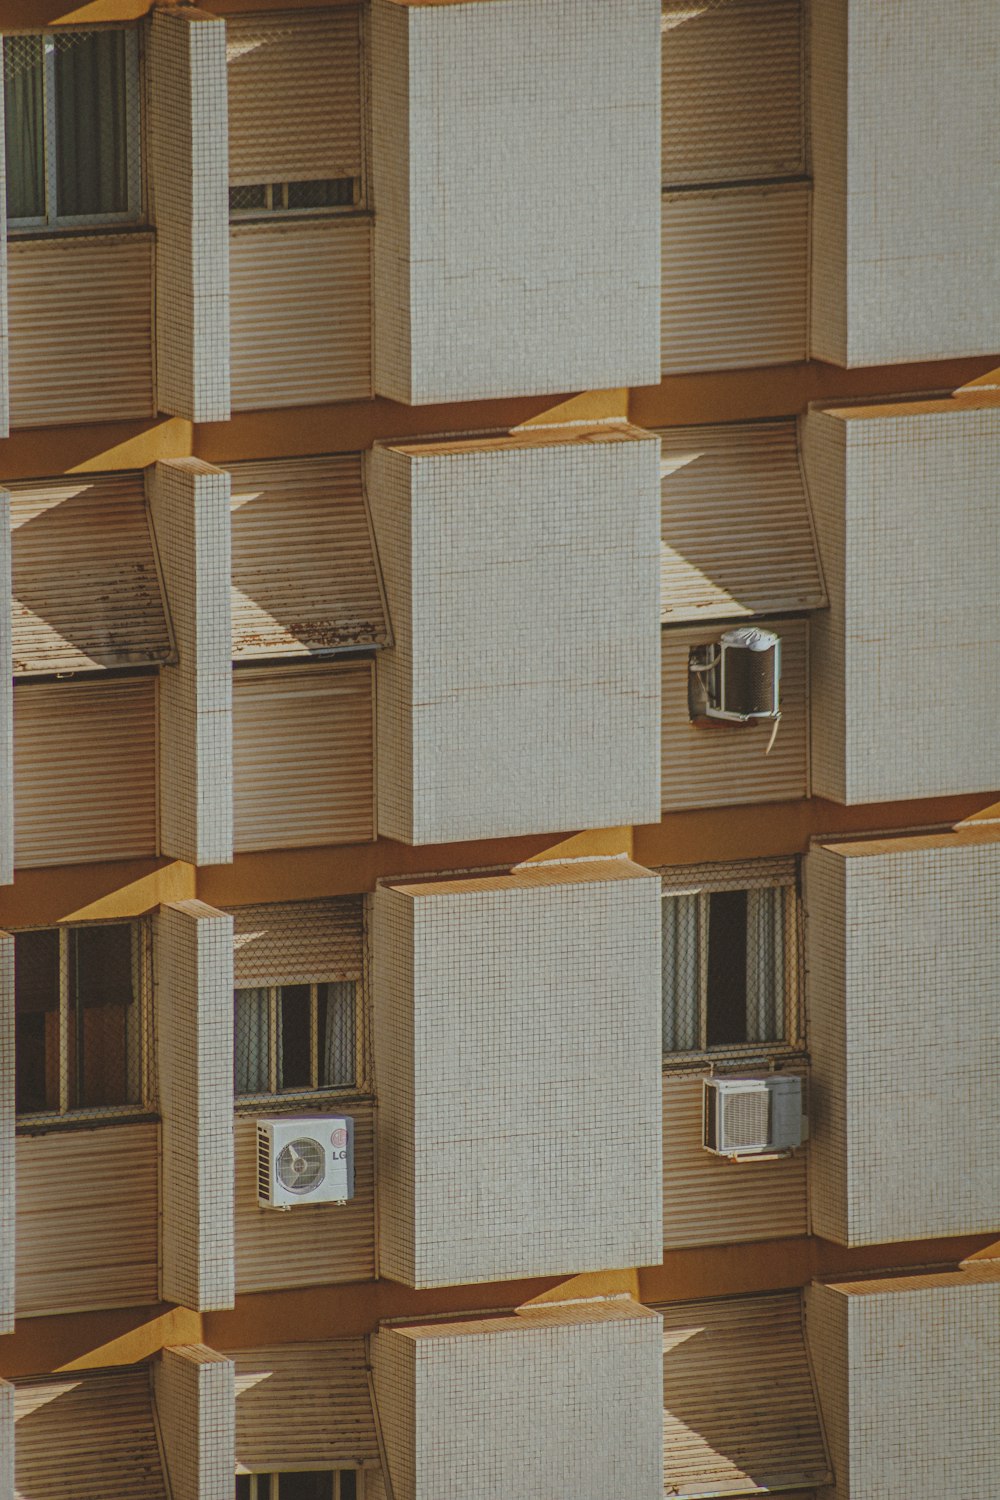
[703,1075,804,1159]
[690,626,781,724]
[257,1114,355,1209]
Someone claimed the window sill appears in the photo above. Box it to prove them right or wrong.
[662,1045,808,1077]
[16,1109,159,1137]
[234,1089,373,1117]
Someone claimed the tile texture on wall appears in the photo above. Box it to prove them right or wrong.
[154,1345,235,1500]
[372,860,662,1287]
[148,8,231,422]
[148,459,233,865]
[806,1269,1000,1499]
[367,428,661,845]
[0,493,10,884]
[0,934,10,1332]
[372,1300,664,1500]
[810,0,1000,365]
[804,403,1000,804]
[806,834,1000,1245]
[0,66,8,439]
[371,0,661,403]
[156,900,235,1311]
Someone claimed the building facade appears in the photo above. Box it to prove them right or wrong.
[0,0,998,1496]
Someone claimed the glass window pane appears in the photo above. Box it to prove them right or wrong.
[745,886,787,1044]
[69,924,138,1108]
[705,889,749,1047]
[279,985,311,1090]
[279,1474,334,1500]
[318,982,356,1089]
[661,895,700,1053]
[286,178,355,209]
[3,36,46,219]
[55,30,129,217]
[235,1477,252,1500]
[14,929,60,1113]
[339,1472,357,1500]
[235,988,271,1096]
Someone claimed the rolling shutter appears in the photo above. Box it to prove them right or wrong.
[662,1070,808,1248]
[233,1340,379,1471]
[228,456,388,659]
[15,1124,160,1317]
[7,234,154,428]
[14,1368,167,1500]
[659,422,825,622]
[230,898,364,986]
[661,183,809,372]
[232,661,374,852]
[662,0,805,185]
[657,1292,831,1497]
[662,617,809,810]
[9,474,171,676]
[227,9,363,185]
[233,1102,376,1291]
[13,678,158,867]
[229,219,372,409]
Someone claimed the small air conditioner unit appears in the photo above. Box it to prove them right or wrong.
[690,626,781,724]
[257,1114,355,1209]
[703,1075,804,1159]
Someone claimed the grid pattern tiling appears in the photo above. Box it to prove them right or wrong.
[148,8,231,422]
[0,931,12,1332]
[372,862,663,1287]
[0,490,10,885]
[154,1344,235,1500]
[367,431,662,845]
[370,0,661,403]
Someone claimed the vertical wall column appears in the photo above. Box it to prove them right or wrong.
[0,64,9,439]
[0,1379,11,1500]
[148,459,233,866]
[0,491,11,885]
[156,900,235,1311]
[148,6,231,421]
[154,1344,235,1500]
[0,932,12,1334]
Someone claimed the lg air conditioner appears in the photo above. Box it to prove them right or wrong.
[703,1075,804,1159]
[257,1114,355,1209]
[690,627,781,724]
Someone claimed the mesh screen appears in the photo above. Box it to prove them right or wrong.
[230,898,365,1105]
[228,178,357,215]
[14,921,151,1120]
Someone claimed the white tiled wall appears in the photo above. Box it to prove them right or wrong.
[0,933,11,1334]
[155,1344,235,1500]
[367,429,661,845]
[372,860,663,1288]
[0,491,10,885]
[371,0,661,403]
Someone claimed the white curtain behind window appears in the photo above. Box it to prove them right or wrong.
[3,36,45,219]
[662,894,700,1053]
[235,987,269,1094]
[321,981,356,1088]
[745,886,786,1043]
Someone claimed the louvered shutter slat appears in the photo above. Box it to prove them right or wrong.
[14,1369,167,1499]
[230,898,364,986]
[227,10,363,185]
[233,1339,379,1470]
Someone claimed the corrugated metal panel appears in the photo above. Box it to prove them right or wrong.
[229,219,372,409]
[14,1368,166,1500]
[230,898,364,987]
[658,422,824,622]
[9,474,171,676]
[660,857,797,895]
[15,1124,159,1317]
[7,234,154,428]
[662,0,804,185]
[227,9,363,185]
[661,184,809,372]
[13,678,158,868]
[656,1291,831,1498]
[233,1339,378,1471]
[663,1071,807,1247]
[233,1101,375,1292]
[228,456,388,659]
[232,662,374,852]
[662,617,809,810]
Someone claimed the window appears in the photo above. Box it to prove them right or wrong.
[236,1472,357,1500]
[229,178,359,217]
[14,921,150,1118]
[235,981,357,1098]
[2,28,141,229]
[661,862,801,1056]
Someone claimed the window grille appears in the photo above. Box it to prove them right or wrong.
[13,919,153,1122]
[659,858,804,1061]
[230,898,367,1108]
[2,28,143,230]
[229,178,359,218]
[236,1473,358,1500]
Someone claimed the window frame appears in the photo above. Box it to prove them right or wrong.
[237,1469,360,1500]
[227,177,363,222]
[660,860,804,1065]
[13,917,153,1124]
[3,25,143,234]
[234,976,363,1108]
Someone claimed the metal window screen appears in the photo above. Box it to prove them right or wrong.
[14,920,151,1120]
[229,898,365,1104]
[228,179,357,215]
